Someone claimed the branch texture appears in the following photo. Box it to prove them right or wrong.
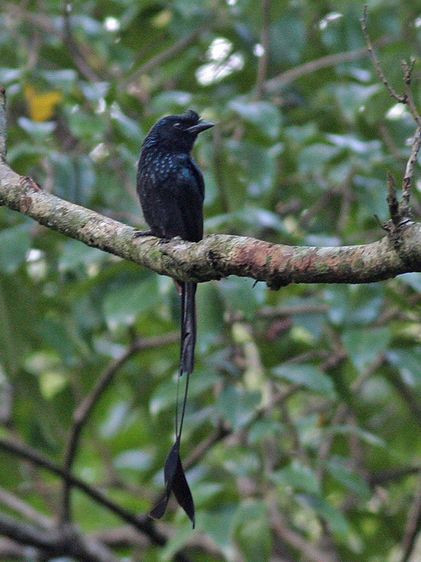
[1,161,420,288]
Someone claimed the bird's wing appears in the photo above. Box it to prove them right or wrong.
[172,154,205,242]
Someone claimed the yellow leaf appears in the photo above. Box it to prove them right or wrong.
[24,85,63,122]
[151,9,172,28]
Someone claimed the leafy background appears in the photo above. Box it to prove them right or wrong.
[0,0,421,560]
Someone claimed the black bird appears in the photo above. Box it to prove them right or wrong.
[136,110,214,527]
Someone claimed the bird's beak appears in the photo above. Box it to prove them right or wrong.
[186,120,215,134]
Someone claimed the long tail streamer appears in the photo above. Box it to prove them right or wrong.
[149,282,197,527]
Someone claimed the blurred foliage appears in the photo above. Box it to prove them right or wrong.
[0,0,421,561]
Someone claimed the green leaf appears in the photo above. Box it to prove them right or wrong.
[298,143,341,175]
[39,370,67,400]
[160,525,195,561]
[111,103,143,144]
[272,460,320,495]
[236,501,272,562]
[197,283,225,351]
[150,369,219,415]
[325,456,371,498]
[387,348,421,385]
[325,285,385,326]
[197,505,238,551]
[298,494,350,536]
[220,277,266,320]
[18,117,56,138]
[248,418,281,445]
[215,386,261,430]
[334,84,380,121]
[343,327,390,372]
[399,273,421,291]
[114,449,153,472]
[59,239,106,273]
[229,99,282,139]
[272,364,335,397]
[0,225,31,273]
[103,278,159,329]
[328,425,384,447]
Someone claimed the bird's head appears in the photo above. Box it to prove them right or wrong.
[144,109,214,151]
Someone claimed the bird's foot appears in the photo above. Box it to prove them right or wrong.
[133,229,154,238]
[158,237,173,245]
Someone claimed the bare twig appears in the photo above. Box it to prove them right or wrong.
[185,384,301,471]
[255,0,271,99]
[61,332,178,524]
[386,371,421,428]
[126,23,210,87]
[62,2,102,82]
[400,474,421,562]
[368,466,421,487]
[362,8,421,222]
[387,172,401,225]
[401,59,421,127]
[0,380,14,428]
[0,487,51,528]
[0,511,117,562]
[360,7,405,103]
[0,537,28,559]
[0,438,193,562]
[185,421,230,470]
[269,498,338,562]
[401,127,421,217]
[212,125,230,213]
[378,122,405,162]
[264,36,391,93]
[0,87,7,161]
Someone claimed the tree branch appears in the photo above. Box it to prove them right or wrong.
[0,487,51,529]
[0,511,117,562]
[0,438,192,562]
[264,36,391,93]
[400,474,421,562]
[0,84,419,288]
[1,160,421,287]
[61,333,178,524]
[360,8,405,103]
[126,23,211,87]
[0,87,6,161]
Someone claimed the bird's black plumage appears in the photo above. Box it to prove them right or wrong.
[136,109,214,527]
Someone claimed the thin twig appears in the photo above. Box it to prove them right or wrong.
[0,87,7,161]
[0,438,193,562]
[387,172,400,225]
[0,487,51,529]
[401,59,421,127]
[0,511,117,562]
[378,122,405,162]
[400,474,421,562]
[61,332,178,524]
[269,497,338,562]
[360,7,405,103]
[368,466,421,487]
[255,0,271,99]
[185,385,301,470]
[212,125,230,213]
[386,371,421,428]
[401,127,421,217]
[126,23,211,86]
[264,36,391,93]
[362,7,421,222]
[62,2,102,82]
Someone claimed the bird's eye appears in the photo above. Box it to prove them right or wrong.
[173,122,182,129]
